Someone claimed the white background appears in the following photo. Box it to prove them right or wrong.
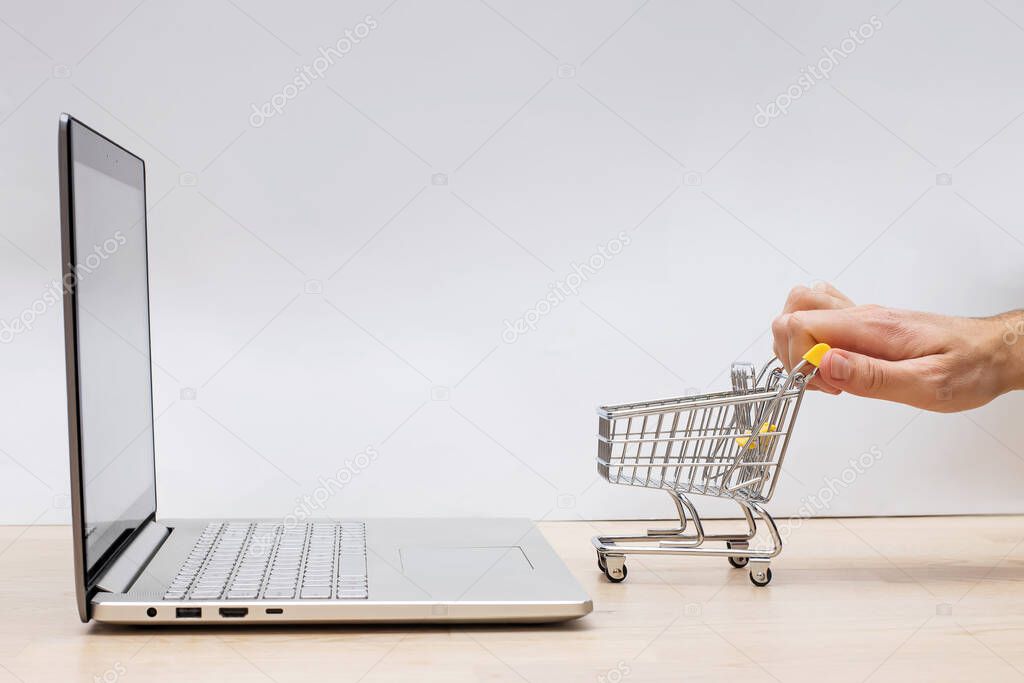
[2,0,1024,525]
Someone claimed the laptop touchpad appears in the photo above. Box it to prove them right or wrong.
[400,546,533,598]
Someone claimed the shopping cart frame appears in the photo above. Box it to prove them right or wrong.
[592,344,829,587]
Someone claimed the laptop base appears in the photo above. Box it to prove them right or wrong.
[90,518,592,625]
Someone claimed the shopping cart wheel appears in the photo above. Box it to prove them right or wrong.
[604,565,627,583]
[597,553,607,572]
[748,565,772,587]
[603,556,627,583]
[726,541,749,568]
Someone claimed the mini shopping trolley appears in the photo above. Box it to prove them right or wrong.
[592,343,830,587]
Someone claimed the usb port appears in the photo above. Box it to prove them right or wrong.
[175,607,202,618]
[219,607,248,618]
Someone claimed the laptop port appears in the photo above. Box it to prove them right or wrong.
[219,607,248,618]
[265,608,284,615]
[175,607,201,618]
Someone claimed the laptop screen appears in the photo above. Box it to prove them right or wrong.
[65,118,157,577]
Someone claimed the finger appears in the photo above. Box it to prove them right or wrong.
[780,307,924,361]
[771,314,789,370]
[774,284,853,377]
[784,314,842,392]
[810,281,854,306]
[819,349,934,407]
[783,284,853,315]
[786,314,815,375]
[808,372,843,394]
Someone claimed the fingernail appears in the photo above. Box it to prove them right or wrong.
[812,280,828,292]
[829,352,850,381]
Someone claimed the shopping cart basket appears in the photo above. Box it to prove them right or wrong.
[592,343,830,587]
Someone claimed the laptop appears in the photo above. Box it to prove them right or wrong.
[57,113,592,624]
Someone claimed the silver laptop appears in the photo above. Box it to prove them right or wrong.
[58,114,592,625]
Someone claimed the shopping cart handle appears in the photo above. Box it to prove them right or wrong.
[802,343,831,368]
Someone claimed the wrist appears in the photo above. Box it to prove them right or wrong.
[988,311,1024,394]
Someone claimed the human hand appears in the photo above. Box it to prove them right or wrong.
[771,283,1024,412]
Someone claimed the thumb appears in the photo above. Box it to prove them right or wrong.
[818,348,923,405]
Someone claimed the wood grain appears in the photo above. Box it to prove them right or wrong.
[1,517,1023,682]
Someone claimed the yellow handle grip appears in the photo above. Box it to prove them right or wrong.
[736,423,777,449]
[802,343,831,368]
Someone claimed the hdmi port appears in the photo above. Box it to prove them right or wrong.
[175,607,202,618]
[219,607,248,618]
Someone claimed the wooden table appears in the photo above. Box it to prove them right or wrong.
[2,517,1023,682]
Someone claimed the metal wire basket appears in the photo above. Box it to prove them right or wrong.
[592,343,830,587]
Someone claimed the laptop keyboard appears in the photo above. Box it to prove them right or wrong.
[162,521,368,601]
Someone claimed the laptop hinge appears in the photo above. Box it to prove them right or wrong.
[94,520,170,594]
